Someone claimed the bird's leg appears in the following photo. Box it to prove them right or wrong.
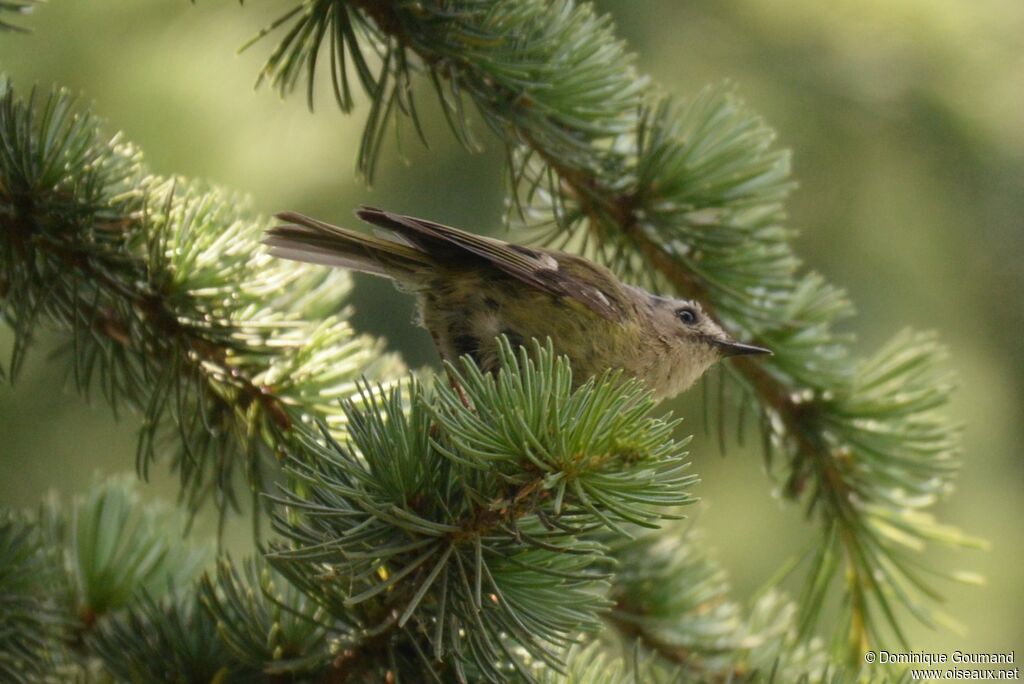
[445,365,472,409]
[430,330,472,409]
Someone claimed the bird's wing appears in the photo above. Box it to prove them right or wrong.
[266,212,431,280]
[355,206,624,320]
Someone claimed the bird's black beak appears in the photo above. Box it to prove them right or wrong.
[714,338,772,357]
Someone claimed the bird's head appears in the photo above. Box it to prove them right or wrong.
[635,289,771,398]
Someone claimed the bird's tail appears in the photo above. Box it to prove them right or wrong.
[263,211,430,281]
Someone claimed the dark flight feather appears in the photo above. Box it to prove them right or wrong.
[354,206,622,320]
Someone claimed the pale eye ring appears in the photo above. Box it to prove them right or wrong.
[677,307,698,325]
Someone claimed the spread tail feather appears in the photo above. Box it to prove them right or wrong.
[264,211,429,281]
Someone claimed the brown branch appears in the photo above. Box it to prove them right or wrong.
[450,469,551,542]
[318,614,401,684]
[28,228,294,433]
[608,607,749,683]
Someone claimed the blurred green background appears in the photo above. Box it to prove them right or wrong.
[1,0,1021,659]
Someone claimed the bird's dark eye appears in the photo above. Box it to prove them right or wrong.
[677,307,698,325]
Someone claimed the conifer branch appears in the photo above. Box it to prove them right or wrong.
[0,81,401,513]
[268,341,697,680]
[3,480,364,682]
[199,556,332,676]
[0,479,217,681]
[602,524,827,682]
[248,0,974,656]
[2,480,895,682]
[89,589,255,682]
[0,512,61,680]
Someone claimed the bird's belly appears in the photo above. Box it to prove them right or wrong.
[418,280,628,384]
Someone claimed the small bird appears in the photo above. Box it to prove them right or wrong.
[264,207,770,400]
